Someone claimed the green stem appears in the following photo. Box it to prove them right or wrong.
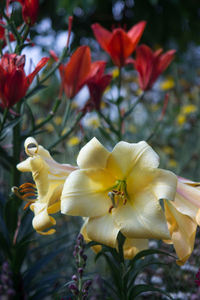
[146,120,162,142]
[117,67,122,140]
[22,98,61,139]
[15,24,30,54]
[0,108,8,133]
[5,28,12,53]
[97,110,119,136]
[11,103,21,187]
[124,92,144,119]
[48,111,84,150]
[25,47,68,100]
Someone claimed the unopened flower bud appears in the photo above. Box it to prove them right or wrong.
[72,275,78,281]
[68,283,79,295]
[82,254,87,262]
[78,267,83,277]
[83,279,92,290]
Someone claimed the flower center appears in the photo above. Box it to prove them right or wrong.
[12,183,37,210]
[108,180,129,213]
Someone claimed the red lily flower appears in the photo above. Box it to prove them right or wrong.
[51,46,112,105]
[0,53,49,108]
[11,0,39,25]
[92,21,146,68]
[51,46,93,99]
[0,21,15,48]
[133,44,176,91]
[84,61,112,111]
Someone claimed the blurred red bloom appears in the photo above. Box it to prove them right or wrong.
[12,0,39,25]
[84,61,112,111]
[51,46,112,106]
[195,270,200,286]
[0,53,49,108]
[0,20,15,48]
[51,46,91,99]
[133,44,176,91]
[91,21,146,67]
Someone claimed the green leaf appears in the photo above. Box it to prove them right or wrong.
[128,261,169,290]
[128,248,176,269]
[23,246,67,287]
[129,284,173,300]
[117,231,125,263]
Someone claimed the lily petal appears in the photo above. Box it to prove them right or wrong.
[85,214,120,248]
[107,141,159,179]
[177,181,200,208]
[26,57,49,87]
[114,195,170,239]
[91,23,112,52]
[31,203,56,235]
[151,169,177,201]
[77,137,110,169]
[61,169,115,217]
[164,200,197,265]
[123,237,149,259]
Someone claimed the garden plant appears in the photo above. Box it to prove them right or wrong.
[1,0,200,299]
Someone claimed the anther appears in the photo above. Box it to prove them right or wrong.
[123,198,127,205]
[109,205,114,213]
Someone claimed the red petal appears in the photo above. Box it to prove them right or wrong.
[92,23,112,52]
[49,50,59,62]
[150,49,176,86]
[107,29,133,67]
[3,70,26,107]
[127,21,146,50]
[84,61,106,83]
[157,50,176,74]
[26,57,49,88]
[63,46,91,98]
[22,0,39,25]
[134,44,154,90]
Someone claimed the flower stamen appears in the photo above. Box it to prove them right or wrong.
[12,183,37,210]
[108,180,129,212]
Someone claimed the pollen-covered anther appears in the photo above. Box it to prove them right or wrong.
[108,205,114,214]
[13,183,37,208]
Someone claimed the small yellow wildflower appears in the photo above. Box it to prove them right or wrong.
[160,77,175,90]
[36,118,43,125]
[151,104,160,112]
[177,114,186,126]
[68,136,80,146]
[112,68,119,79]
[168,159,178,168]
[45,123,54,133]
[61,128,68,136]
[128,124,137,133]
[163,146,174,156]
[135,88,143,96]
[86,117,100,128]
[32,96,40,103]
[182,105,197,115]
[54,116,62,126]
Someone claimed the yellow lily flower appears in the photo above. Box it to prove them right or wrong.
[61,137,177,253]
[81,217,148,259]
[164,176,200,265]
[16,137,77,235]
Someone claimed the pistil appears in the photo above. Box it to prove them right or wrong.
[108,180,128,213]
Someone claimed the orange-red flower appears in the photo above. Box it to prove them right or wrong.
[51,46,111,104]
[133,44,176,91]
[51,46,92,99]
[11,0,39,25]
[92,21,146,68]
[0,53,49,108]
[84,61,112,111]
